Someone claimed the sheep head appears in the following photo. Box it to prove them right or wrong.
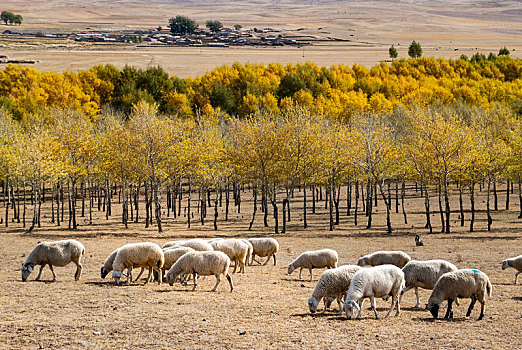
[501,260,509,270]
[344,300,360,319]
[308,297,319,313]
[287,264,295,275]
[426,300,439,319]
[112,271,123,285]
[21,263,33,282]
[100,266,109,279]
[356,257,366,267]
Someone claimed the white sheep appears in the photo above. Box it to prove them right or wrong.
[21,239,85,282]
[357,250,411,268]
[308,265,362,314]
[400,259,458,308]
[210,239,249,273]
[502,255,522,284]
[166,250,234,292]
[287,249,338,281]
[172,239,214,252]
[427,269,492,320]
[240,239,254,266]
[344,264,405,320]
[162,240,186,250]
[112,242,164,285]
[248,238,279,266]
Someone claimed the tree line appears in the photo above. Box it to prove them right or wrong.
[0,101,520,235]
[0,55,520,123]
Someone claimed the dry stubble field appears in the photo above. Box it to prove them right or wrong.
[0,185,521,349]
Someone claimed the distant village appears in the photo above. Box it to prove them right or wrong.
[2,26,312,47]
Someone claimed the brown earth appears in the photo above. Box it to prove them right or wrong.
[1,0,521,76]
[0,184,521,349]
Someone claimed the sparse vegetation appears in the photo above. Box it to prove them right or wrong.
[206,20,223,33]
[168,15,198,35]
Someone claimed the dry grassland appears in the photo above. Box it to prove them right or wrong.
[0,185,521,349]
[1,0,521,76]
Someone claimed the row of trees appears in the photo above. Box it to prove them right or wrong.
[1,11,22,25]
[1,102,520,235]
[168,15,241,35]
[1,55,521,122]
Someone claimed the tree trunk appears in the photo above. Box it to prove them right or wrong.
[518,178,522,219]
[178,178,182,218]
[144,182,150,228]
[56,182,60,226]
[153,181,162,233]
[23,181,27,227]
[506,178,510,210]
[271,192,278,234]
[376,179,393,234]
[81,182,85,217]
[213,194,219,231]
[282,198,288,233]
[225,183,230,221]
[443,178,450,233]
[312,184,316,214]
[334,185,340,225]
[360,181,366,214]
[354,180,359,226]
[27,182,38,233]
[487,175,492,231]
[122,180,128,229]
[401,181,407,224]
[166,185,171,217]
[68,182,72,229]
[493,179,498,211]
[187,180,192,228]
[470,182,475,232]
[347,181,351,216]
[135,183,140,223]
[303,185,308,228]
[438,183,445,233]
[329,180,334,231]
[249,187,257,231]
[366,180,373,229]
[459,186,465,227]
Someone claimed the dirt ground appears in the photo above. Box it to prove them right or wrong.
[1,0,521,76]
[0,184,521,349]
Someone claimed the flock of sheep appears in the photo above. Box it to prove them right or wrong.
[20,238,522,321]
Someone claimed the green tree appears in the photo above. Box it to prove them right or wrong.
[499,47,510,56]
[277,72,306,100]
[1,11,14,25]
[408,40,422,59]
[389,45,398,60]
[206,20,223,33]
[13,14,22,25]
[209,82,236,115]
[234,24,242,31]
[168,15,198,35]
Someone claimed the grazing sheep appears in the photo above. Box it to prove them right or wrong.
[101,248,149,281]
[288,249,338,281]
[210,239,249,273]
[427,269,492,320]
[155,246,195,281]
[502,255,522,284]
[400,259,458,308]
[357,251,411,268]
[344,265,405,320]
[240,239,254,267]
[112,242,164,285]
[162,240,186,250]
[248,238,279,266]
[308,265,362,314]
[166,251,234,292]
[207,238,225,243]
[173,239,214,252]
[21,239,85,282]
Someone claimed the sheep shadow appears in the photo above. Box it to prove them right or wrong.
[494,282,518,286]
[291,312,341,318]
[512,296,522,301]
[401,306,428,312]
[85,281,116,287]
[413,316,469,323]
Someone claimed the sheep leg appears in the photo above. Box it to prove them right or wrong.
[309,269,313,281]
[398,286,411,306]
[49,265,56,282]
[126,267,133,285]
[337,296,344,314]
[232,259,238,273]
[74,261,82,281]
[444,298,454,319]
[299,268,303,279]
[240,259,245,273]
[226,273,234,292]
[356,299,365,319]
[155,267,162,285]
[321,297,328,313]
[211,274,221,292]
[144,267,153,285]
[35,264,46,281]
[262,256,271,266]
[371,297,380,319]
[134,267,145,282]
[515,271,520,284]
[385,294,396,318]
[192,273,198,291]
[478,302,485,320]
[273,254,277,266]
[466,295,477,317]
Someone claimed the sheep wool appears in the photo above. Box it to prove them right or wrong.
[167,250,234,292]
[400,259,458,307]
[427,269,492,320]
[502,255,522,284]
[21,239,85,282]
[112,242,164,285]
[357,250,411,268]
[288,249,338,281]
[344,264,405,320]
[308,265,362,314]
[248,238,279,266]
